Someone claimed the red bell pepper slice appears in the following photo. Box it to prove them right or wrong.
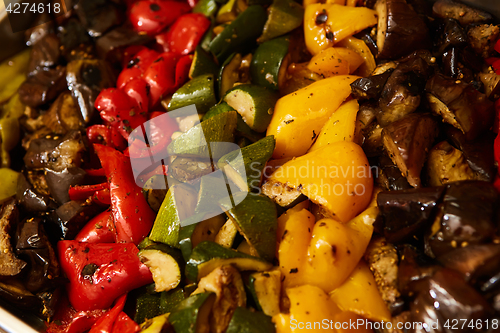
[111,312,140,333]
[175,54,193,89]
[494,38,500,54]
[68,183,109,201]
[123,78,149,113]
[88,125,127,151]
[121,45,148,69]
[94,144,156,244]
[143,52,180,107]
[117,48,160,89]
[93,188,112,206]
[157,13,210,55]
[88,294,127,333]
[75,210,116,244]
[85,168,106,177]
[58,240,153,311]
[128,0,191,35]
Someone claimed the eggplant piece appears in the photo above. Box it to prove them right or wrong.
[48,199,105,240]
[0,199,26,277]
[410,268,494,332]
[95,25,152,64]
[397,245,440,296]
[0,279,41,312]
[446,127,495,182]
[364,237,401,311]
[353,28,379,57]
[27,34,61,76]
[23,131,85,172]
[75,0,124,38]
[478,72,500,100]
[350,69,394,100]
[374,0,431,60]
[25,14,55,47]
[66,59,115,123]
[432,0,493,26]
[15,217,60,293]
[441,46,459,78]
[376,154,412,191]
[353,102,378,145]
[382,113,439,188]
[57,18,93,61]
[467,24,500,58]
[377,185,445,243]
[42,92,85,135]
[437,244,500,280]
[425,181,498,258]
[434,18,467,55]
[363,123,384,157]
[426,140,477,186]
[426,73,494,141]
[45,167,86,204]
[470,253,500,295]
[18,66,67,108]
[16,173,56,213]
[25,170,51,197]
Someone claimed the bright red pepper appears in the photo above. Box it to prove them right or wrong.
[492,58,500,75]
[123,78,149,113]
[143,52,180,106]
[494,38,500,54]
[174,54,193,90]
[88,294,127,333]
[128,0,191,35]
[157,13,210,55]
[46,295,108,333]
[75,210,116,243]
[85,168,106,177]
[93,188,112,206]
[68,183,109,201]
[94,144,156,244]
[87,125,127,151]
[58,241,153,311]
[111,312,141,333]
[117,48,160,89]
[121,45,148,69]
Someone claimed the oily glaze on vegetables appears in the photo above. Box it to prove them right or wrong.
[0,0,500,332]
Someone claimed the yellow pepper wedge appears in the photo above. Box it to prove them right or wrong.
[0,49,30,104]
[308,99,358,152]
[278,202,377,293]
[304,4,377,55]
[267,141,373,222]
[307,48,350,77]
[273,285,341,332]
[336,37,377,77]
[330,261,392,323]
[303,0,345,10]
[0,168,20,204]
[334,311,375,333]
[267,75,359,159]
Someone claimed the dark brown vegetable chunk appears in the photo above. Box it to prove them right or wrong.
[27,34,61,76]
[75,0,124,38]
[425,181,498,258]
[18,67,67,108]
[350,69,393,100]
[382,113,438,187]
[42,92,85,135]
[0,199,26,277]
[432,0,493,26]
[376,154,411,191]
[375,0,431,60]
[426,73,495,141]
[377,185,445,243]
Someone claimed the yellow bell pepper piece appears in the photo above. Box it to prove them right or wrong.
[0,49,30,104]
[307,48,350,77]
[267,141,373,222]
[278,203,377,292]
[333,311,375,333]
[308,99,358,152]
[304,4,377,55]
[273,285,340,332]
[330,261,392,323]
[267,75,359,159]
[303,0,345,9]
[0,168,20,204]
[336,37,377,77]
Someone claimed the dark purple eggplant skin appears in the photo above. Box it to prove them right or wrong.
[446,127,496,182]
[432,0,493,26]
[15,218,60,293]
[353,29,379,57]
[75,0,124,38]
[377,186,445,243]
[48,200,105,240]
[377,55,430,126]
[437,244,500,280]
[27,34,61,76]
[57,18,94,62]
[16,173,57,213]
[382,113,439,188]
[351,69,394,100]
[425,181,499,258]
[18,67,67,108]
[45,167,86,204]
[426,73,495,141]
[433,19,467,55]
[441,47,459,79]
[377,0,431,60]
[377,154,412,191]
[397,245,440,296]
[470,253,500,295]
[410,268,494,332]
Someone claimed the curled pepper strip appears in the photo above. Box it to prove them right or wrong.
[89,294,127,333]
[58,240,153,311]
[94,144,156,245]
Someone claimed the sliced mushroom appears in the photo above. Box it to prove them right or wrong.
[375,0,431,60]
[0,199,26,277]
[382,113,438,187]
[192,265,246,333]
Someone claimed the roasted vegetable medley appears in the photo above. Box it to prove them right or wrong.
[1,0,500,332]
